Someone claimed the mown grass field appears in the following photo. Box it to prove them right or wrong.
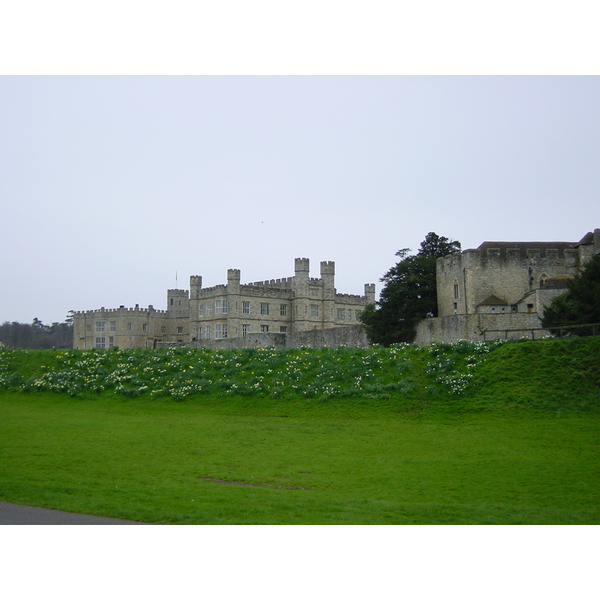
[1,338,599,524]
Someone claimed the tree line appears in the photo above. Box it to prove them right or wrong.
[0,313,74,349]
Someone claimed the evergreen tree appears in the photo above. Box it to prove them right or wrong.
[542,253,600,331]
[360,232,461,345]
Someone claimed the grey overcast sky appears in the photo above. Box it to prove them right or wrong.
[1,75,599,324]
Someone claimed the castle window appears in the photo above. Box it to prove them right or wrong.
[310,304,319,317]
[199,325,211,340]
[540,274,548,288]
[337,308,346,320]
[261,325,269,332]
[242,324,249,337]
[170,299,174,306]
[127,322,132,330]
[161,326,166,334]
[215,323,228,339]
[95,336,106,348]
[242,301,250,314]
[280,304,287,316]
[142,323,148,332]
[109,321,116,332]
[215,299,228,315]
[108,336,115,348]
[261,303,269,315]
[95,320,106,333]
[177,327,184,334]
[86,325,91,332]
[310,288,319,297]
[205,304,212,316]
[280,326,287,333]
[198,304,204,317]
[453,280,460,300]
[355,310,361,321]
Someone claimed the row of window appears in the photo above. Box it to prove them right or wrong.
[95,336,114,348]
[93,320,138,333]
[198,301,287,317]
[197,303,361,320]
[91,306,361,339]
[198,325,226,340]
[91,321,183,334]
[198,324,288,340]
[198,300,229,316]
[94,320,114,333]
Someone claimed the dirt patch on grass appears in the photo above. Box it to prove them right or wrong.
[201,477,311,490]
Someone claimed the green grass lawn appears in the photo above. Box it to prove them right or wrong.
[1,338,599,524]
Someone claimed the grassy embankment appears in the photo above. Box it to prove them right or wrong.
[0,338,598,524]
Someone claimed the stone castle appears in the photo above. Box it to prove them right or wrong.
[416,228,600,344]
[73,229,599,349]
[73,258,376,350]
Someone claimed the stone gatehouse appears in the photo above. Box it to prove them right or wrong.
[415,228,600,344]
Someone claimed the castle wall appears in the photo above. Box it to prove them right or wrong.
[414,313,551,346]
[437,242,583,318]
[73,300,189,349]
[287,324,369,348]
[189,325,369,350]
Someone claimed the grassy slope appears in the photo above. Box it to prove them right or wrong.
[0,338,598,524]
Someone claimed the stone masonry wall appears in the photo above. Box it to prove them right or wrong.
[414,313,551,346]
[191,325,369,350]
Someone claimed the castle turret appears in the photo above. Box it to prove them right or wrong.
[320,261,335,296]
[292,258,310,332]
[167,289,190,318]
[364,283,376,305]
[227,269,241,294]
[320,261,336,328]
[226,268,241,338]
[189,276,202,300]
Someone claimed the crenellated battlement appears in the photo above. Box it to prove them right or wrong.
[245,277,294,288]
[438,242,581,274]
[237,286,294,299]
[335,293,366,302]
[74,305,167,315]
[198,284,227,296]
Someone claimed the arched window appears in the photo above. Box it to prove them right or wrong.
[453,279,460,299]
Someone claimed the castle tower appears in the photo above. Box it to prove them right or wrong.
[167,289,190,318]
[227,269,241,294]
[189,276,202,300]
[320,261,336,328]
[292,258,310,332]
[226,268,242,338]
[320,261,335,296]
[364,283,376,305]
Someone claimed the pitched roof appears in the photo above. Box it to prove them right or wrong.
[574,231,594,247]
[542,278,571,289]
[478,294,509,306]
